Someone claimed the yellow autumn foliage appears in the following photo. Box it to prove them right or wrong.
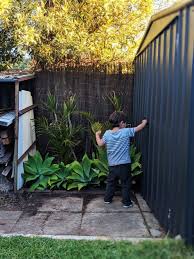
[0,0,176,70]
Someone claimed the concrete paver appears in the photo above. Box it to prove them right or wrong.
[11,212,49,235]
[135,194,151,212]
[80,212,150,237]
[85,196,139,213]
[0,211,22,234]
[0,193,163,239]
[37,197,83,212]
[143,212,164,237]
[43,212,82,235]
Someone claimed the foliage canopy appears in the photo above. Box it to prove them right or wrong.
[0,0,155,70]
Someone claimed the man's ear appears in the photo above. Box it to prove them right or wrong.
[119,121,124,127]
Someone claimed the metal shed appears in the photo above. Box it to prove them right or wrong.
[0,73,36,191]
[133,0,194,244]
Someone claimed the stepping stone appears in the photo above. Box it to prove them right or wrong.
[85,196,139,213]
[11,211,49,235]
[80,212,150,237]
[135,194,151,212]
[37,197,83,212]
[0,211,22,234]
[143,212,163,238]
[43,212,82,235]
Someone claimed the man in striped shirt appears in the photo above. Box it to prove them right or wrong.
[95,111,147,208]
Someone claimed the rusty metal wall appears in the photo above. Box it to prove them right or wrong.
[133,5,194,244]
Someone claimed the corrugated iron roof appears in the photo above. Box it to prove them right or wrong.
[0,71,35,83]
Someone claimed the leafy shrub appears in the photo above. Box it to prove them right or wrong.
[66,154,108,190]
[24,151,60,191]
[130,144,142,177]
[36,93,82,163]
[24,152,108,191]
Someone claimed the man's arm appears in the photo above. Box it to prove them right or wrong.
[95,131,105,147]
[134,119,148,132]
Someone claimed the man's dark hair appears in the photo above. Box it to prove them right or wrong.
[109,111,127,128]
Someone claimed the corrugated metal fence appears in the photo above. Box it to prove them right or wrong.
[133,4,194,244]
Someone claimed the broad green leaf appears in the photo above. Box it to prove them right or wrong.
[67,182,79,190]
[131,162,141,171]
[66,174,84,182]
[93,159,108,172]
[98,171,107,178]
[39,176,49,188]
[43,154,55,167]
[29,179,42,191]
[70,161,84,177]
[62,182,67,189]
[24,164,36,175]
[82,153,91,178]
[25,174,39,183]
[78,183,87,191]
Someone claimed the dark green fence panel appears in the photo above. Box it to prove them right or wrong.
[133,2,194,244]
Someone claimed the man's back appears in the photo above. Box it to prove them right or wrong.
[102,128,135,166]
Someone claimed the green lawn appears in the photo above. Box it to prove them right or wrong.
[0,237,193,259]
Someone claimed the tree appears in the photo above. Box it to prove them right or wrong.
[0,0,175,71]
[0,1,22,70]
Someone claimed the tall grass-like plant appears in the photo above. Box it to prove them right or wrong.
[106,91,122,111]
[36,93,82,163]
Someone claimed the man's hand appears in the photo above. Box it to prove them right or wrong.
[135,119,148,132]
[95,130,105,147]
[95,130,102,136]
[142,119,147,125]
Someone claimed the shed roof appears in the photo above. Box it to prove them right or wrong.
[136,0,194,57]
[0,72,35,83]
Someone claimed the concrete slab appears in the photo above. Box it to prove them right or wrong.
[43,212,82,235]
[11,211,49,235]
[0,211,22,234]
[143,212,164,237]
[85,197,139,213]
[80,212,150,237]
[135,194,151,212]
[37,197,83,212]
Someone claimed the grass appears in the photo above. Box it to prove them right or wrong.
[0,237,194,259]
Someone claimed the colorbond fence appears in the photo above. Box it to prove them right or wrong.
[133,2,194,244]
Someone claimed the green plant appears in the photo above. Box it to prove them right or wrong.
[48,162,71,190]
[36,93,82,163]
[106,91,122,111]
[24,151,60,191]
[66,154,108,191]
[130,144,142,177]
[93,144,142,178]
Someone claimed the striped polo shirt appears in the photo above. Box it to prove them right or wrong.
[102,128,135,166]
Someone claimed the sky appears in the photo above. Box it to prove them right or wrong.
[154,0,177,12]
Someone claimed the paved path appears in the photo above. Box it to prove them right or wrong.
[0,193,163,239]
